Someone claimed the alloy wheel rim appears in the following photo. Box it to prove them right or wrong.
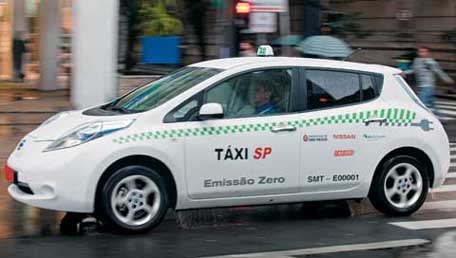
[384,163,423,209]
[111,175,161,226]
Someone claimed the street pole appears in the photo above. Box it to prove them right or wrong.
[225,0,235,57]
[72,0,119,108]
[38,0,61,91]
[279,0,291,56]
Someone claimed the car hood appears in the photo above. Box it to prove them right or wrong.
[28,110,138,141]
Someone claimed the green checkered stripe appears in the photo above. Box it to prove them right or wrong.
[113,108,416,144]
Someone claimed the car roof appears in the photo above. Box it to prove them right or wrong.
[191,57,401,75]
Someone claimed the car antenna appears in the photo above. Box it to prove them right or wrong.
[343,48,362,61]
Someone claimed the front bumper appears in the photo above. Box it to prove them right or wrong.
[6,137,101,213]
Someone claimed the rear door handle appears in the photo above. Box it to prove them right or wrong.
[364,118,387,126]
[271,125,297,133]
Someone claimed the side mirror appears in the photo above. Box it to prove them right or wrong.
[198,103,224,120]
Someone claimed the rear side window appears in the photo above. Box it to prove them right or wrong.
[305,69,383,111]
[306,70,361,110]
[361,74,376,101]
[361,74,383,101]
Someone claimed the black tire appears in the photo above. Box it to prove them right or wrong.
[97,165,168,233]
[369,155,429,216]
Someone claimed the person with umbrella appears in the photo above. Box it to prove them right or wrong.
[295,25,353,60]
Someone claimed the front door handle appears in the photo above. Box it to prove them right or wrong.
[271,125,297,133]
[364,118,387,126]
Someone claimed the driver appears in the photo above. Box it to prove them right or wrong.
[254,80,276,115]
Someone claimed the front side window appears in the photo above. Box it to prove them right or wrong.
[105,67,221,112]
[306,70,361,110]
[205,69,293,118]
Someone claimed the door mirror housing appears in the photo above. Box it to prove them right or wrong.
[198,103,224,120]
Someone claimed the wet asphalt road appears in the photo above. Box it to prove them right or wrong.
[1,92,456,258]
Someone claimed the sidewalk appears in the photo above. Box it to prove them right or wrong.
[0,75,158,114]
[0,82,71,114]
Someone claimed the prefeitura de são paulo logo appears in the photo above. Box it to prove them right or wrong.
[303,134,328,142]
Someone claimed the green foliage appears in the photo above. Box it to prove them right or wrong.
[442,28,456,44]
[326,11,373,39]
[138,0,183,36]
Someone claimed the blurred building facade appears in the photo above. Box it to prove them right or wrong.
[328,0,456,80]
[1,0,455,109]
[1,0,118,109]
[180,0,455,81]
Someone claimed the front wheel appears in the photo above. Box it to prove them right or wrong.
[369,156,429,216]
[98,166,168,233]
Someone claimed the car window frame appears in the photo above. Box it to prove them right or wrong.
[164,66,301,123]
[298,67,384,113]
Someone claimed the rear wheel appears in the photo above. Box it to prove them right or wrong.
[98,165,168,233]
[369,155,429,216]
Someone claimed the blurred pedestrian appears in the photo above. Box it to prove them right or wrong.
[240,41,256,57]
[403,47,454,116]
[12,32,27,82]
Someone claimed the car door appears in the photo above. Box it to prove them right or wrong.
[298,68,388,194]
[182,68,302,199]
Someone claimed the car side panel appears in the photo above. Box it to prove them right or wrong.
[86,122,188,212]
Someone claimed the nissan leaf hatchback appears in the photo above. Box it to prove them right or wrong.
[5,51,450,233]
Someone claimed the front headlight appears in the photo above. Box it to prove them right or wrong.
[43,120,134,152]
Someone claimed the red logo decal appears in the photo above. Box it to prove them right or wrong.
[333,134,356,140]
[334,150,354,157]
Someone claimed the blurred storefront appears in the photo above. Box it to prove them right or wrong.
[1,0,118,109]
[0,0,13,80]
[0,0,72,85]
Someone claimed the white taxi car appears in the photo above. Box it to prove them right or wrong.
[5,47,450,233]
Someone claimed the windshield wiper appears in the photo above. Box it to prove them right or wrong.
[106,106,133,114]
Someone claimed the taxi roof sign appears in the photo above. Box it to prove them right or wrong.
[257,45,274,56]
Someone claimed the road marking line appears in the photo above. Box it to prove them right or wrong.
[199,239,430,258]
[390,218,456,230]
[436,100,456,106]
[439,117,456,121]
[421,200,456,211]
[438,109,456,116]
[446,173,456,178]
[439,116,455,121]
[433,184,456,193]
[436,104,456,110]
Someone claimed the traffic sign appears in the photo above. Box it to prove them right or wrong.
[250,0,287,13]
[249,12,277,33]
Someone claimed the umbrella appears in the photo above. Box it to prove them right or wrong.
[272,35,303,46]
[296,35,352,58]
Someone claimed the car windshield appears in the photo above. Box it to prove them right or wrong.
[106,67,222,112]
